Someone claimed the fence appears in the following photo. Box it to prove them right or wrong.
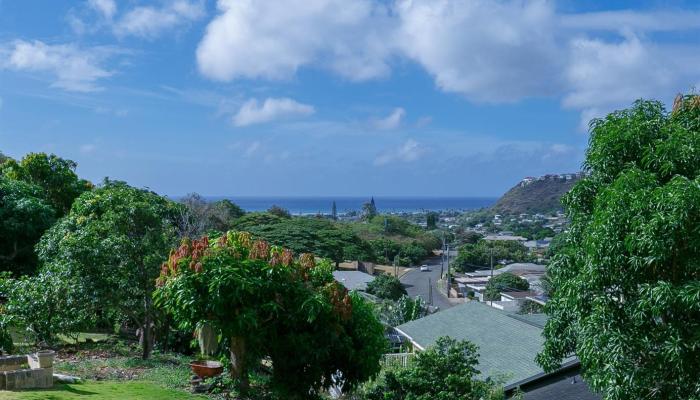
[381,353,415,369]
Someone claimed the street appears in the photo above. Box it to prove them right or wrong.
[400,256,453,311]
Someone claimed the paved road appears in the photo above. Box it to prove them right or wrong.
[400,256,453,311]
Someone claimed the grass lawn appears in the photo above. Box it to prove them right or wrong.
[0,381,205,399]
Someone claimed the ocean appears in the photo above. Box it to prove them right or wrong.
[204,196,497,214]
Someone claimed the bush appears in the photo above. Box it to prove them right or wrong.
[484,272,529,301]
[366,274,407,301]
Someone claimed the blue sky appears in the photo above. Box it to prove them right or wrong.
[1,0,699,197]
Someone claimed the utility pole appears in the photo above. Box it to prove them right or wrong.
[440,233,445,279]
[428,277,433,306]
[446,244,450,297]
[490,247,494,306]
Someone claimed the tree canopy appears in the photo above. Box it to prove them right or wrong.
[154,232,386,397]
[453,240,532,272]
[484,272,529,301]
[365,274,407,301]
[537,95,700,399]
[0,177,55,275]
[1,152,91,216]
[37,180,180,359]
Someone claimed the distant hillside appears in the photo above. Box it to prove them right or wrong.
[492,173,583,215]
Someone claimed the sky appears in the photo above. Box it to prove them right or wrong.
[1,0,699,197]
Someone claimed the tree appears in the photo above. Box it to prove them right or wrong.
[209,199,245,231]
[233,212,285,230]
[268,204,291,218]
[1,152,91,216]
[537,95,700,399]
[426,212,438,230]
[453,240,531,272]
[366,274,407,301]
[359,336,502,400]
[332,200,338,220]
[154,232,386,396]
[375,295,428,327]
[484,272,529,301]
[361,198,378,221]
[37,180,180,359]
[0,177,55,275]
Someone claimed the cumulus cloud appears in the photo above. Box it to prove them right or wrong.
[374,139,427,166]
[373,107,405,130]
[196,1,700,127]
[114,0,205,38]
[196,0,394,81]
[233,97,315,127]
[1,40,114,92]
[88,0,116,20]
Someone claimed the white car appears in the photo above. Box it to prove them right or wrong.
[420,265,430,272]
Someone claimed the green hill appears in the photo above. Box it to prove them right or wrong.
[492,174,582,215]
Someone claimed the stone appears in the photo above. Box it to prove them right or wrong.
[53,373,82,384]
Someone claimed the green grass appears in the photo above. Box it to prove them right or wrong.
[0,381,205,399]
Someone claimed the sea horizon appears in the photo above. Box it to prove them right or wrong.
[198,196,498,214]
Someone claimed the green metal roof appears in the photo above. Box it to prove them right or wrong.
[395,301,566,388]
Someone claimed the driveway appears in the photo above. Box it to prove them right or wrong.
[400,257,453,311]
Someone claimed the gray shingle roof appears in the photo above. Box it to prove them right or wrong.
[395,301,571,387]
[332,271,375,291]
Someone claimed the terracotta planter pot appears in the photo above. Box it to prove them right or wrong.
[189,360,223,379]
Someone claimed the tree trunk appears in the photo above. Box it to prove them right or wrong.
[230,336,249,391]
[141,297,153,359]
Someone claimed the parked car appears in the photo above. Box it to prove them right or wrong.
[420,265,430,272]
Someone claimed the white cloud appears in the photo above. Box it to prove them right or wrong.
[80,144,97,154]
[374,139,427,166]
[244,141,260,157]
[115,0,205,38]
[1,40,114,92]
[373,107,405,130]
[233,97,315,127]
[88,0,116,20]
[196,0,394,81]
[196,1,700,127]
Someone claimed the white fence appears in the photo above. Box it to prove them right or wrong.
[381,353,415,368]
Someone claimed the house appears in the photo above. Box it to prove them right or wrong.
[394,302,600,399]
[332,270,375,291]
[483,234,528,242]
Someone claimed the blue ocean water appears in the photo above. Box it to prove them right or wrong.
[205,196,497,214]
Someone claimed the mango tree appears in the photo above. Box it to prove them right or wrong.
[154,231,386,397]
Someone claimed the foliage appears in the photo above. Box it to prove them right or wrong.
[209,199,245,231]
[537,95,700,400]
[233,212,285,230]
[357,336,502,400]
[366,274,407,301]
[37,180,180,358]
[426,212,438,230]
[374,295,428,327]
[267,204,291,218]
[0,177,56,275]
[361,198,377,221]
[242,216,373,265]
[453,240,532,272]
[1,152,91,216]
[154,232,386,397]
[484,272,529,301]
[0,271,94,345]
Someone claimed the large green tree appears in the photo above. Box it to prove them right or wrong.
[154,232,385,397]
[1,152,91,216]
[453,240,532,272]
[537,95,700,399]
[366,274,407,301]
[0,177,55,275]
[37,180,180,359]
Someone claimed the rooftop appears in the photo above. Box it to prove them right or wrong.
[332,271,375,291]
[395,301,573,388]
